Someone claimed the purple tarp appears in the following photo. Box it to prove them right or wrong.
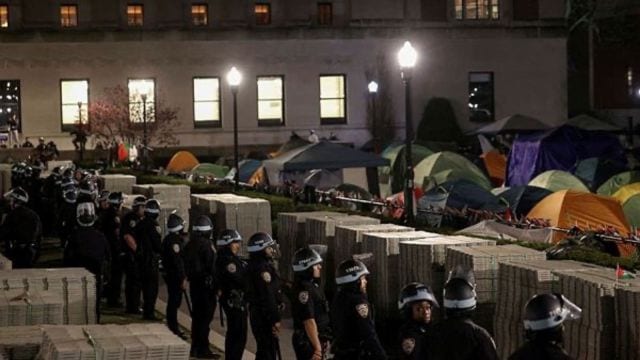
[506,126,626,186]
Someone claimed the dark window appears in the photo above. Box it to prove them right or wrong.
[469,72,494,122]
[60,5,78,27]
[0,80,20,131]
[513,0,539,20]
[318,3,332,25]
[320,75,346,124]
[254,3,271,25]
[421,0,447,21]
[0,5,8,28]
[192,4,208,26]
[127,5,144,27]
[455,0,499,20]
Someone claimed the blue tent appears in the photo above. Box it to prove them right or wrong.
[574,157,628,192]
[507,126,626,186]
[238,159,262,183]
[498,185,552,217]
[418,179,506,212]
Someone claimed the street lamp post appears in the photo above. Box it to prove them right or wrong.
[368,81,379,153]
[77,101,84,162]
[398,41,417,225]
[141,93,148,172]
[227,67,242,192]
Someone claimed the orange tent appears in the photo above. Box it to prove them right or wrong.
[481,150,507,186]
[527,190,634,257]
[166,151,199,173]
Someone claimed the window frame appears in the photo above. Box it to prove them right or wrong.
[0,5,9,29]
[192,76,222,128]
[319,74,347,125]
[60,4,78,28]
[468,71,495,123]
[0,80,21,132]
[60,79,90,132]
[317,2,332,26]
[254,3,271,26]
[127,4,144,27]
[256,75,285,127]
[454,0,500,21]
[127,78,156,124]
[191,3,208,27]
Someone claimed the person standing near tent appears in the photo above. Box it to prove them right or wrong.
[7,114,20,148]
[308,130,319,143]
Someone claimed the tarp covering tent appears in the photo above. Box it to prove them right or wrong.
[480,150,507,186]
[238,159,262,183]
[474,114,552,134]
[507,125,626,186]
[414,151,491,190]
[597,171,640,196]
[526,190,634,257]
[263,141,389,185]
[271,134,311,158]
[418,179,506,213]
[303,169,343,190]
[528,170,590,193]
[612,183,640,228]
[166,151,199,173]
[457,220,554,244]
[191,163,229,178]
[335,183,373,200]
[574,157,627,192]
[499,185,552,218]
[382,144,434,194]
[565,114,621,132]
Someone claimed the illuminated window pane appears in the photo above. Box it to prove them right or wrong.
[0,80,20,130]
[192,4,208,26]
[128,79,155,123]
[193,78,220,123]
[0,6,8,28]
[318,3,332,25]
[319,75,346,123]
[61,80,88,126]
[255,3,271,25]
[60,5,78,27]
[456,0,499,20]
[127,5,143,26]
[257,76,283,123]
[455,0,463,19]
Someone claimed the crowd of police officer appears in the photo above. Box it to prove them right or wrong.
[0,163,582,360]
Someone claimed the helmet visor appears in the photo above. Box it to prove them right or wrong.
[559,294,582,321]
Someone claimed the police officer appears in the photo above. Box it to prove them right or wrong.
[429,266,498,360]
[397,282,439,359]
[247,232,283,360]
[123,195,146,314]
[161,213,188,339]
[508,293,581,360]
[291,247,331,360]
[183,215,219,359]
[102,192,124,307]
[331,259,386,360]
[0,187,42,268]
[64,202,110,323]
[215,229,248,360]
[134,199,162,320]
[58,189,78,248]
[77,179,97,204]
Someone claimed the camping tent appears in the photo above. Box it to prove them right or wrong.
[565,114,621,132]
[528,170,589,193]
[263,141,389,186]
[597,171,640,196]
[237,159,262,183]
[526,190,634,257]
[612,183,640,228]
[418,179,506,213]
[480,150,507,186]
[271,134,311,158]
[303,169,343,190]
[380,144,433,194]
[414,151,491,190]
[507,125,626,186]
[191,163,229,178]
[498,185,552,218]
[474,114,551,134]
[166,151,199,173]
[574,157,627,192]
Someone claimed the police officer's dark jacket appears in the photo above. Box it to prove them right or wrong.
[246,253,282,325]
[134,216,162,263]
[429,317,499,360]
[292,279,331,338]
[120,211,140,253]
[398,320,430,359]
[64,227,110,275]
[100,207,121,250]
[0,204,41,246]
[215,247,247,306]
[183,234,216,285]
[161,232,186,283]
[508,340,574,360]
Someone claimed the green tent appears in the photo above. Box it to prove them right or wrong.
[414,151,491,190]
[381,144,434,194]
[597,171,640,196]
[528,170,589,193]
[612,183,640,228]
[191,163,229,178]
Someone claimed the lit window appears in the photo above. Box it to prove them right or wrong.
[127,5,144,27]
[128,79,155,123]
[468,72,494,122]
[455,0,499,20]
[0,6,8,28]
[257,76,284,125]
[60,5,78,27]
[318,3,332,25]
[0,80,20,130]
[319,75,346,124]
[61,80,89,129]
[192,4,208,26]
[193,78,220,126]
[254,3,271,25]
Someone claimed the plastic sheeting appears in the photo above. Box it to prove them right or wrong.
[456,220,553,244]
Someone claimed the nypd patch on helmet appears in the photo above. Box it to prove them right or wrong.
[298,291,309,304]
[129,220,136,228]
[172,244,180,254]
[356,303,369,318]
[402,338,415,354]
[227,263,237,274]
[262,271,271,283]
